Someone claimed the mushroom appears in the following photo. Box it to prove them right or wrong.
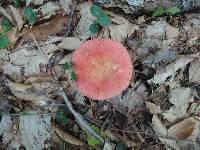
[72,38,133,100]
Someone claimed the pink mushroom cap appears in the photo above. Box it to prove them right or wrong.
[72,38,133,100]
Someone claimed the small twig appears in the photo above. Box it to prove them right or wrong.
[31,34,104,143]
[64,2,77,37]
[132,124,145,143]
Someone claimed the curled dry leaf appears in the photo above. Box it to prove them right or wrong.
[168,117,197,140]
[53,124,85,146]
[0,6,15,25]
[20,16,68,41]
[9,5,24,28]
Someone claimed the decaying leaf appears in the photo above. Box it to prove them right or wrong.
[59,0,72,14]
[53,124,85,145]
[2,44,56,77]
[76,2,96,40]
[143,49,177,67]
[109,83,146,115]
[189,58,200,84]
[152,115,181,150]
[58,37,83,50]
[0,6,15,25]
[19,113,51,150]
[26,0,44,6]
[0,114,51,150]
[21,16,68,41]
[168,117,197,140]
[109,22,137,42]
[39,1,60,16]
[9,5,24,28]
[148,57,194,85]
[152,115,167,136]
[163,87,194,122]
[146,102,162,114]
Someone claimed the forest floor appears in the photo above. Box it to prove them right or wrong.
[1,0,200,150]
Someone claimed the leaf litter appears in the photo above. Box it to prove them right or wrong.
[1,1,200,150]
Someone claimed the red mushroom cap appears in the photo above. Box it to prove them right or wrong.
[72,38,133,100]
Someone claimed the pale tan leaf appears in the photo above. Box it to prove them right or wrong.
[53,125,85,146]
[168,117,197,140]
[58,37,83,50]
[9,5,24,27]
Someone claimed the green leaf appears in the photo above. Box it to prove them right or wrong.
[55,111,69,125]
[71,71,77,81]
[153,7,165,17]
[89,23,100,34]
[63,63,72,70]
[91,125,100,133]
[13,0,20,8]
[116,143,127,150]
[90,5,104,17]
[167,6,181,15]
[0,36,10,49]
[87,137,101,146]
[97,14,111,27]
[1,18,12,33]
[24,7,37,25]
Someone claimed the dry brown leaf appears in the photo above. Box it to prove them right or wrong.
[21,16,68,41]
[52,125,85,146]
[168,117,197,140]
[6,31,18,44]
[9,5,24,27]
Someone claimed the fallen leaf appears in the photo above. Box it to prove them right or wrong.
[6,30,18,44]
[59,0,72,14]
[148,57,194,85]
[9,5,24,28]
[58,37,83,50]
[163,87,194,122]
[109,22,137,42]
[0,6,15,25]
[152,115,181,150]
[21,16,68,41]
[126,0,144,6]
[143,49,177,67]
[109,83,146,115]
[189,58,200,84]
[76,2,96,40]
[2,44,54,77]
[146,102,162,114]
[53,124,85,145]
[152,114,167,136]
[168,117,197,140]
[19,113,51,150]
[26,0,44,6]
[39,1,60,16]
